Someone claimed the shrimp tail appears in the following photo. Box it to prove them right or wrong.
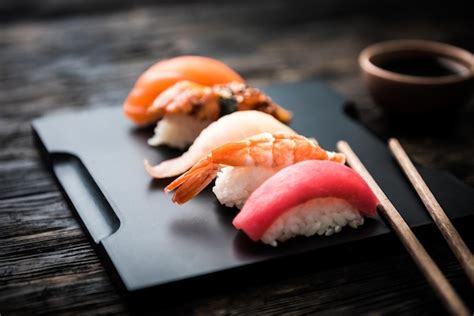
[164,156,218,204]
[328,152,346,164]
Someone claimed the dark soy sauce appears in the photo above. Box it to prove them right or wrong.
[376,56,470,77]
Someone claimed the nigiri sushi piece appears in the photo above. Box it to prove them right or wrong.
[124,56,244,125]
[233,160,379,246]
[164,132,346,208]
[146,81,292,149]
[144,111,296,178]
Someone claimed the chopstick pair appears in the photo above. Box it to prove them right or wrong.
[336,139,472,316]
[388,138,474,285]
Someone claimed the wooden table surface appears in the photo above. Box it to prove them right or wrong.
[1,1,473,315]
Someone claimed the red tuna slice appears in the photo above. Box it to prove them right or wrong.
[232,160,379,241]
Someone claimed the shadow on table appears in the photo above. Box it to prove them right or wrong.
[344,101,473,139]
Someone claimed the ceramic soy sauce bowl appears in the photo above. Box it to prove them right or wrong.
[359,39,474,114]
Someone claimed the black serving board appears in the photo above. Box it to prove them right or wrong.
[33,80,474,292]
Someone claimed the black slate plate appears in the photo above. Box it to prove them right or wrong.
[32,80,474,292]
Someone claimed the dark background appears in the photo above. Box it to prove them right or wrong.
[1,0,473,315]
[1,0,473,21]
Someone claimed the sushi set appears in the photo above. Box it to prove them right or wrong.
[33,56,474,292]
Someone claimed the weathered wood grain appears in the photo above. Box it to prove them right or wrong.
[0,1,473,315]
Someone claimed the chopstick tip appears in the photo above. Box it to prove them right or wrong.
[336,140,348,151]
[388,137,399,146]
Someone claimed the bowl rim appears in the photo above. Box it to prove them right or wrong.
[359,39,474,85]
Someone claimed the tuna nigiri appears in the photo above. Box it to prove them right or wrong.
[233,160,379,246]
[144,111,296,178]
[164,132,346,208]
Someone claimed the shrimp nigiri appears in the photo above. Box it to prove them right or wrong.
[146,81,292,149]
[144,111,295,178]
[233,160,378,246]
[164,132,346,208]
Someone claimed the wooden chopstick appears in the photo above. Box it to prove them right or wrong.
[388,138,474,285]
[336,141,470,316]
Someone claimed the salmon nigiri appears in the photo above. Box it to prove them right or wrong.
[164,132,346,208]
[124,56,244,125]
[233,160,378,246]
[144,111,295,178]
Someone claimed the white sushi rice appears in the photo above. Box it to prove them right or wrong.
[261,197,364,247]
[213,166,277,209]
[147,114,212,149]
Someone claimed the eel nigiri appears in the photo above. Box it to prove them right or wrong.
[233,160,378,246]
[124,56,244,125]
[144,111,295,179]
[164,132,346,208]
[146,80,292,149]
